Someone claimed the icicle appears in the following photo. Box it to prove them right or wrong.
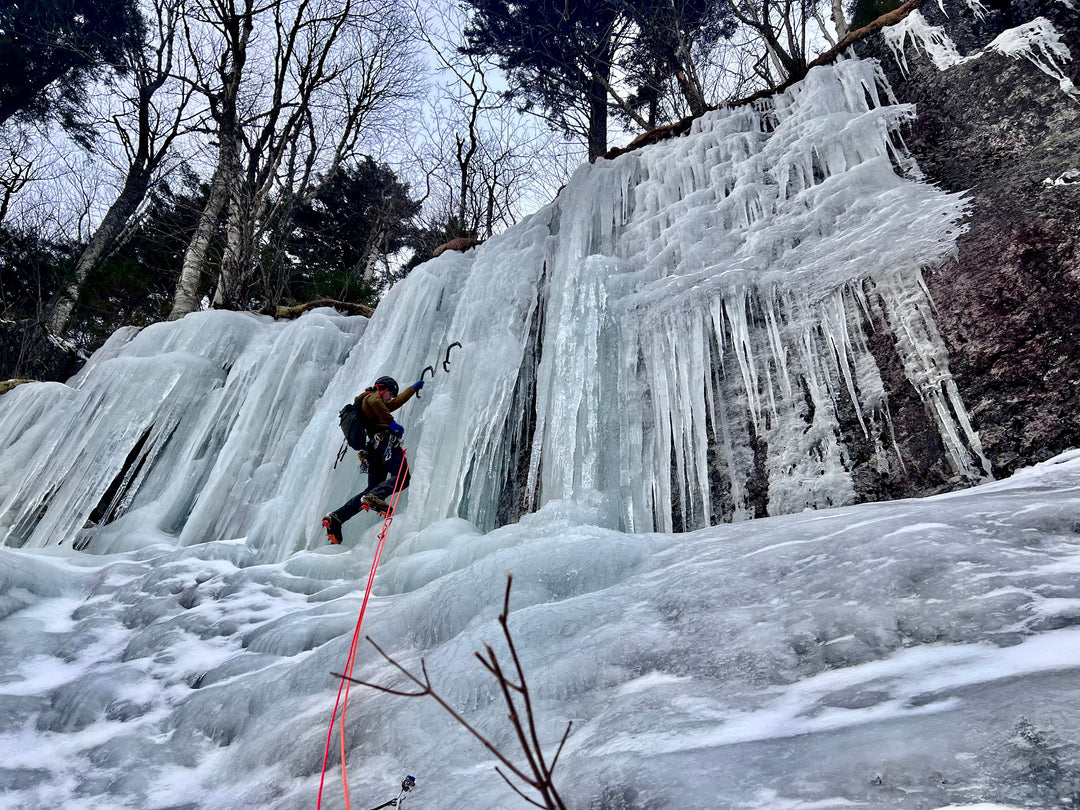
[988,18,1080,101]
[882,11,972,74]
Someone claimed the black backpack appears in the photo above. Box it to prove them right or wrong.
[338,397,370,450]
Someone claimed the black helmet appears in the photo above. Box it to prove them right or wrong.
[374,375,399,396]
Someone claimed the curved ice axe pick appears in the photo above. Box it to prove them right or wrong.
[443,341,461,372]
[415,365,435,398]
[414,342,460,398]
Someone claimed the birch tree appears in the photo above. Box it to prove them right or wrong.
[45,0,196,336]
[169,0,420,318]
[167,0,252,318]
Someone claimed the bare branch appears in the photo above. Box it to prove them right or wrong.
[337,574,569,810]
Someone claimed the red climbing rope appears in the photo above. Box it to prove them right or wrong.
[316,451,410,810]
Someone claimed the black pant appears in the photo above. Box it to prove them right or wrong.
[334,440,410,522]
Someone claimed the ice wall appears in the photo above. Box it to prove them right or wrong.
[0,58,989,559]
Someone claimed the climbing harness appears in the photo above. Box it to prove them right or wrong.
[316,453,411,810]
[383,432,402,462]
[368,775,416,810]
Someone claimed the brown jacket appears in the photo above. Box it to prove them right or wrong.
[355,386,418,433]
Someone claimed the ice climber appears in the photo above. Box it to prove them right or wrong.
[323,375,423,544]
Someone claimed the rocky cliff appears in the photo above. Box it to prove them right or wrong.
[855,0,1080,479]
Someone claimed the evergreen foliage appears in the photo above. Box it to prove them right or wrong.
[461,0,733,156]
[615,0,733,123]
[402,218,463,274]
[461,0,625,159]
[0,227,75,320]
[0,0,146,138]
[284,158,422,308]
[849,0,904,31]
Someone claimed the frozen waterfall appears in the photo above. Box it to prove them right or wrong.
[0,59,989,560]
[4,34,1080,810]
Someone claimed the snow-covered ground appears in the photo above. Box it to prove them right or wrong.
[3,452,1080,809]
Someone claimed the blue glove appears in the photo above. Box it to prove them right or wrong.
[412,380,425,391]
[388,421,404,436]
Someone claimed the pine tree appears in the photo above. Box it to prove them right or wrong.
[0,0,145,136]
[284,159,421,306]
[462,0,626,160]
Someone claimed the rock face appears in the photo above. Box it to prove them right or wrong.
[855,0,1080,479]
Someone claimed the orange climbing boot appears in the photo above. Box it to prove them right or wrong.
[323,513,343,544]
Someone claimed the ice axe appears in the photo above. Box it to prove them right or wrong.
[414,341,461,398]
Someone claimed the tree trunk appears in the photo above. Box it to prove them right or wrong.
[211,180,255,308]
[587,70,608,160]
[170,1,252,320]
[360,218,387,283]
[674,67,707,117]
[46,166,152,335]
[666,0,708,118]
[832,0,849,41]
[168,139,237,319]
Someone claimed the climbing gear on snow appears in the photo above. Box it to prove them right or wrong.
[323,513,343,545]
[367,775,416,810]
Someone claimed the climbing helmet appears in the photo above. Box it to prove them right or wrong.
[374,375,399,396]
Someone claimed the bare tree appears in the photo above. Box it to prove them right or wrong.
[335,574,571,810]
[410,2,576,246]
[168,0,421,319]
[0,129,43,226]
[718,0,851,90]
[168,0,253,319]
[221,0,421,309]
[45,0,197,336]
